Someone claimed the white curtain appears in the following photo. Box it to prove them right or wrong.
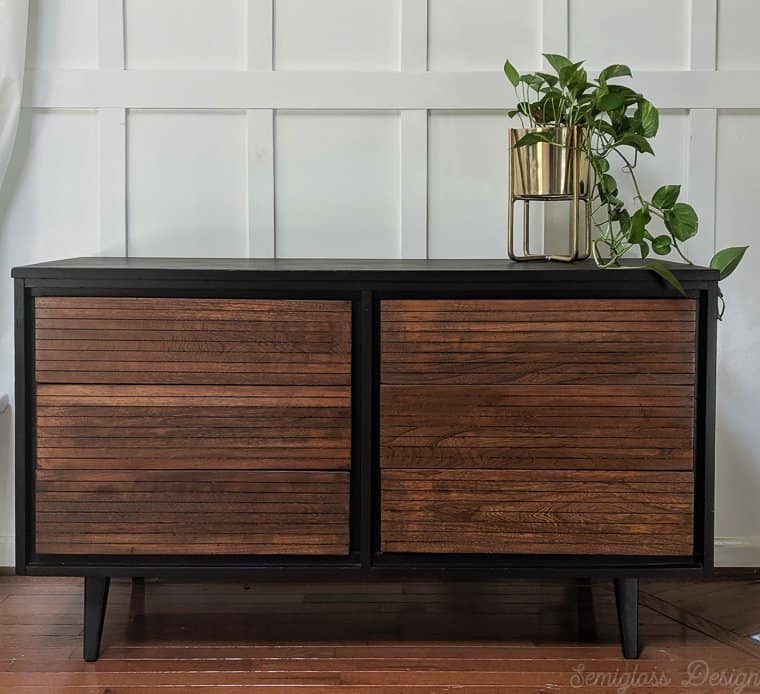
[0,0,28,190]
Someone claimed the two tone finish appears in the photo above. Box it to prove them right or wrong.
[12,258,719,661]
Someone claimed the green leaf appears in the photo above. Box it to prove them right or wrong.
[639,241,650,259]
[636,99,659,137]
[520,74,544,90]
[595,120,617,138]
[652,184,681,210]
[593,157,609,174]
[608,84,641,103]
[710,246,748,280]
[558,61,585,88]
[599,64,632,84]
[602,173,618,196]
[543,53,573,74]
[618,133,654,155]
[617,209,631,235]
[652,234,672,255]
[664,202,699,241]
[597,91,626,112]
[627,227,645,245]
[535,71,559,87]
[516,101,533,117]
[646,260,686,296]
[629,208,651,242]
[513,131,554,148]
[503,59,520,87]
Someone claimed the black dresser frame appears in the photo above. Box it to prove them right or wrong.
[12,258,720,660]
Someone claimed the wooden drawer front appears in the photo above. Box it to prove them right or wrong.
[380,298,696,556]
[35,385,351,555]
[36,469,349,555]
[33,297,352,557]
[36,384,351,471]
[382,470,693,555]
[35,297,350,385]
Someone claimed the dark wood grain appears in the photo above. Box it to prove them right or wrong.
[35,470,349,556]
[380,298,697,555]
[36,385,351,469]
[33,298,352,556]
[35,297,351,385]
[381,470,693,555]
[382,298,697,386]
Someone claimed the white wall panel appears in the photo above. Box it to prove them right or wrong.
[274,0,400,70]
[569,0,689,69]
[275,111,400,258]
[714,110,760,548]
[26,0,97,69]
[127,111,248,257]
[0,111,99,264]
[125,0,247,69]
[717,0,760,69]
[428,111,509,258]
[0,109,100,563]
[428,0,540,71]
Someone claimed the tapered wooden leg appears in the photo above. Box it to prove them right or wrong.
[83,576,110,661]
[614,577,639,659]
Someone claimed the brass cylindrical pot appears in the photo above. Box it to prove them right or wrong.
[509,127,591,199]
[507,126,593,263]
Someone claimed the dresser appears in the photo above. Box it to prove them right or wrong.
[12,258,719,661]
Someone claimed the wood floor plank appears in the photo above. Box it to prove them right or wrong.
[0,576,758,692]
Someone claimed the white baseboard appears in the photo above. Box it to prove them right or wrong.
[0,534,14,569]
[715,537,760,567]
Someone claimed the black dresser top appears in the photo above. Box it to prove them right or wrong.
[12,257,717,284]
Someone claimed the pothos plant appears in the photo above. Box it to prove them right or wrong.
[503,53,747,318]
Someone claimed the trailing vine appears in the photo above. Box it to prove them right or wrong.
[504,53,747,317]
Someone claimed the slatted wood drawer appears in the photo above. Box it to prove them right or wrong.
[34,298,352,557]
[380,299,697,556]
[35,297,350,385]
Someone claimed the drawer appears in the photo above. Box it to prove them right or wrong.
[35,297,351,385]
[36,384,351,471]
[382,298,697,386]
[381,469,693,555]
[36,468,349,556]
[34,384,351,556]
[380,298,697,556]
[381,298,696,472]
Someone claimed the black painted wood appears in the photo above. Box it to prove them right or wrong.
[614,577,640,659]
[83,575,110,661]
[12,257,718,285]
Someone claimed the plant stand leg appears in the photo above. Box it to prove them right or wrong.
[614,577,639,659]
[83,576,110,662]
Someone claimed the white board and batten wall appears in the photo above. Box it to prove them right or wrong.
[0,0,758,566]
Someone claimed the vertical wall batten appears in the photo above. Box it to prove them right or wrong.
[538,0,570,256]
[247,0,276,258]
[400,0,429,259]
[247,110,276,258]
[97,0,127,256]
[687,0,718,261]
[541,0,569,57]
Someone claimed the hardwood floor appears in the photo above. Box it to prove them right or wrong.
[1,575,759,692]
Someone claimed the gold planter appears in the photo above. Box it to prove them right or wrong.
[508,126,592,262]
